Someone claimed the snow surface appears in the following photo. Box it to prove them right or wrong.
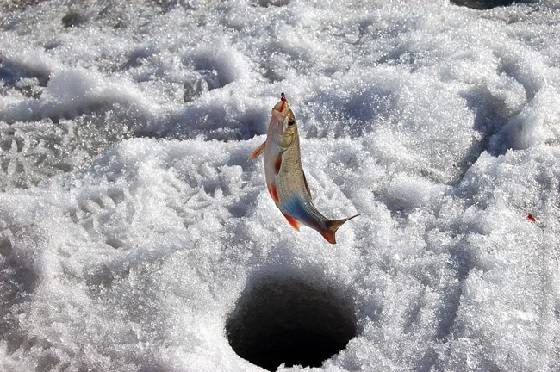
[1,0,560,371]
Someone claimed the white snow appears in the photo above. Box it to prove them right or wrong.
[1,0,560,371]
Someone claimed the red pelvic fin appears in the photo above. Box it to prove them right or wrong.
[283,213,300,231]
[268,184,280,204]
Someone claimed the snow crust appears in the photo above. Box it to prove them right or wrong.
[1,0,560,371]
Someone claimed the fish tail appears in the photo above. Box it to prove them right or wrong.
[320,214,359,244]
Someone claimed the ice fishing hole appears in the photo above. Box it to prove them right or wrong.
[226,273,357,371]
[450,0,526,9]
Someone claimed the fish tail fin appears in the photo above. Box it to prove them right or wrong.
[321,214,359,244]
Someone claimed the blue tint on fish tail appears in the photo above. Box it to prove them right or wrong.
[280,196,320,228]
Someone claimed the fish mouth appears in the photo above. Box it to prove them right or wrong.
[272,93,296,132]
[274,93,294,117]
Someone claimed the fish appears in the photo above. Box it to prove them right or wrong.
[250,93,358,244]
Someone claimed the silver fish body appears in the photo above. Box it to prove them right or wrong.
[250,94,357,244]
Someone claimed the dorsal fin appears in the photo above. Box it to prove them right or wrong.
[302,171,311,196]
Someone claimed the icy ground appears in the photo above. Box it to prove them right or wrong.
[1,0,560,371]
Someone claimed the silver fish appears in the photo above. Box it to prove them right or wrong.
[250,93,358,244]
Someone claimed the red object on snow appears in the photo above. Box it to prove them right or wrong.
[526,213,536,222]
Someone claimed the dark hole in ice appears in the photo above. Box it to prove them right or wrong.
[226,273,357,371]
[450,0,530,9]
[62,10,88,28]
[257,0,290,7]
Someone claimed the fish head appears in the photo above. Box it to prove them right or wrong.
[269,94,297,149]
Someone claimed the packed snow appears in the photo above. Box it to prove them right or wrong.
[1,0,560,371]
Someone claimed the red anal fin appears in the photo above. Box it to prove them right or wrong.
[275,154,283,174]
[268,184,280,204]
[283,213,300,231]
